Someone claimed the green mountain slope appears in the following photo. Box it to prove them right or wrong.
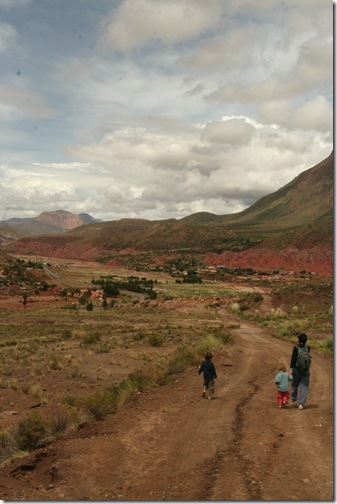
[66,151,333,251]
[220,152,333,231]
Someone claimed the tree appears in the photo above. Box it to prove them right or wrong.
[86,301,93,311]
[102,294,108,309]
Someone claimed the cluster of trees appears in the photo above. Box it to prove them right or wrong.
[92,275,158,299]
[3,259,44,283]
[1,259,51,299]
[59,275,158,311]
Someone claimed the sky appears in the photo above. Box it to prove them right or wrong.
[0,0,333,222]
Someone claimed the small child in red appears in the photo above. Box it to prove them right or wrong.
[274,363,293,408]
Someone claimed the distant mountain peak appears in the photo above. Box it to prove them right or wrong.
[78,213,103,224]
[0,209,101,236]
[35,210,86,231]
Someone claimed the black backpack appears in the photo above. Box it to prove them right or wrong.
[296,345,311,372]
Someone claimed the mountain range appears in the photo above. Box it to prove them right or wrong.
[2,152,333,276]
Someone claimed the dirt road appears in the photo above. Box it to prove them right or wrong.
[0,319,333,501]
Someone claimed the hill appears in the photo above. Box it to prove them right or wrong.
[3,153,333,275]
[0,210,101,237]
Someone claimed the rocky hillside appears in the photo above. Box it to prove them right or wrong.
[3,153,333,276]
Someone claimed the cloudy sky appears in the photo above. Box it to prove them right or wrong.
[0,0,333,222]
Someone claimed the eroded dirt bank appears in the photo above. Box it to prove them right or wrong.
[0,314,333,501]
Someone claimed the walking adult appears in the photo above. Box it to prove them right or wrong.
[290,332,311,409]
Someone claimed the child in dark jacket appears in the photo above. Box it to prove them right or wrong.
[198,352,217,399]
[274,363,293,408]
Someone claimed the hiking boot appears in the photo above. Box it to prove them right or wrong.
[299,404,304,410]
[202,391,206,398]
[282,401,287,407]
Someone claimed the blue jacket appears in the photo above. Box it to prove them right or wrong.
[274,371,292,392]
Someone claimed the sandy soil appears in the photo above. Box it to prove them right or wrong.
[0,312,333,501]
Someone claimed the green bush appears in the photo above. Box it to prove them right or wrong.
[320,338,333,350]
[82,332,100,346]
[208,326,233,344]
[49,408,72,436]
[84,387,119,420]
[63,395,78,408]
[196,335,222,357]
[166,346,198,375]
[0,431,16,463]
[62,329,72,340]
[120,370,155,392]
[117,371,155,407]
[133,331,147,341]
[147,290,158,300]
[49,356,62,370]
[15,412,49,451]
[147,334,164,347]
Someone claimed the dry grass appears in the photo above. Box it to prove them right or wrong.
[0,257,332,462]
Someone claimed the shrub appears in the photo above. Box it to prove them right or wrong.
[63,395,78,408]
[15,412,49,451]
[67,364,81,378]
[82,332,100,346]
[147,334,164,347]
[166,346,198,375]
[196,335,222,357]
[229,302,241,313]
[62,329,72,340]
[84,387,119,420]
[149,290,158,300]
[117,370,156,407]
[276,319,308,338]
[30,383,46,402]
[122,370,154,392]
[49,408,72,436]
[49,356,63,371]
[320,338,333,350]
[208,326,233,344]
[0,431,19,465]
[276,321,293,338]
[133,331,147,341]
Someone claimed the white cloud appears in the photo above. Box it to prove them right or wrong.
[256,101,292,128]
[0,161,106,220]
[257,95,332,133]
[98,0,222,51]
[206,75,321,105]
[0,22,17,53]
[203,118,255,146]
[0,85,56,118]
[291,96,333,132]
[64,115,331,220]
[0,0,332,222]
